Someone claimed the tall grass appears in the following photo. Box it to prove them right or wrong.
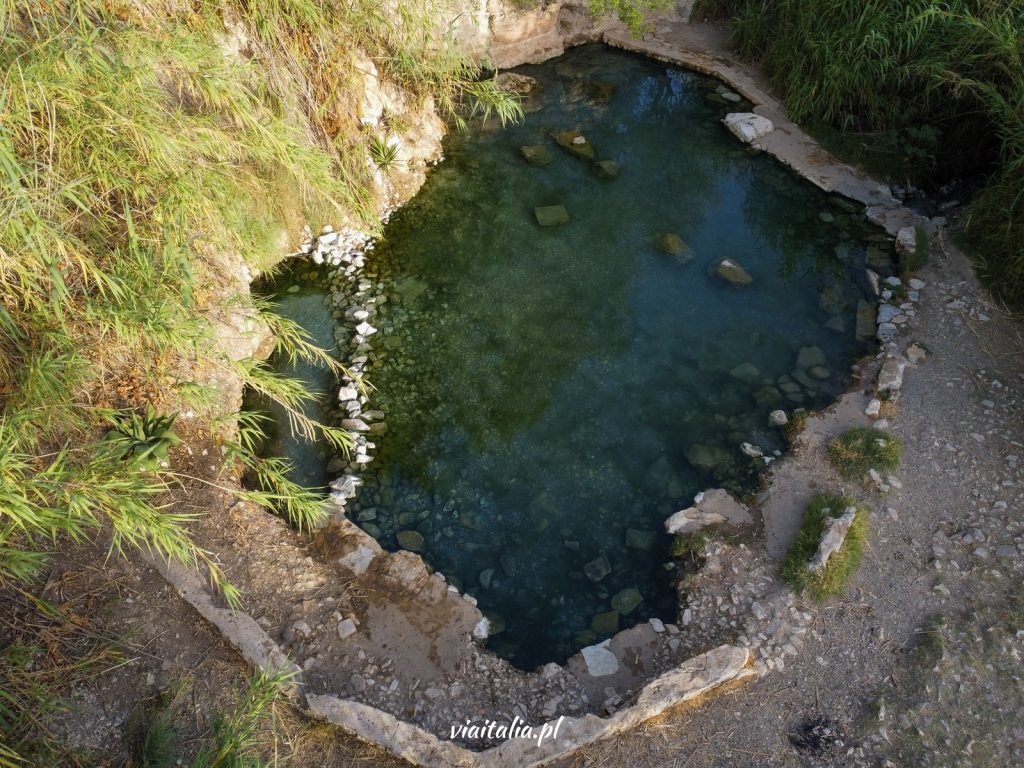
[694,0,1024,300]
[0,0,524,604]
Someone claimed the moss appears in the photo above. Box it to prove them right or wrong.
[827,427,901,482]
[780,494,867,601]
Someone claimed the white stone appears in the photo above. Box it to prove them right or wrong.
[722,112,774,144]
[740,442,763,458]
[581,640,619,677]
[341,418,371,433]
[877,304,901,324]
[895,226,917,255]
[908,278,926,290]
[665,507,725,535]
[472,617,490,640]
[769,409,788,427]
[336,544,377,576]
[865,399,882,419]
[877,357,908,394]
[338,618,358,639]
[338,384,359,402]
[649,618,665,633]
[355,321,377,336]
[808,507,858,573]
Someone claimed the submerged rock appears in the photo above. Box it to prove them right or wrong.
[551,129,595,160]
[593,159,621,179]
[584,79,615,104]
[591,610,620,635]
[610,587,643,615]
[685,443,732,475]
[534,205,570,227]
[729,362,761,386]
[583,554,611,582]
[625,528,658,550]
[396,530,425,552]
[654,232,693,263]
[712,258,753,287]
[520,144,552,166]
[856,300,877,340]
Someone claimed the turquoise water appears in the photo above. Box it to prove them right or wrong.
[258,45,886,670]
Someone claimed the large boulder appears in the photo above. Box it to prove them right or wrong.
[722,112,774,144]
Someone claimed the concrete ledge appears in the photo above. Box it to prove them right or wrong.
[310,645,749,767]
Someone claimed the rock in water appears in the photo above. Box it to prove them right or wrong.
[685,443,732,475]
[534,205,570,227]
[520,144,552,166]
[551,129,595,161]
[654,232,694,263]
[722,112,774,144]
[856,300,877,340]
[611,588,643,615]
[593,159,621,179]
[591,610,620,635]
[712,258,753,287]
[583,554,611,582]
[396,530,425,552]
[729,362,761,385]
[584,79,615,104]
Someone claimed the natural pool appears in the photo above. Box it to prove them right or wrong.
[256,45,888,670]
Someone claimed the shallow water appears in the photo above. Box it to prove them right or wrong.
[258,45,885,670]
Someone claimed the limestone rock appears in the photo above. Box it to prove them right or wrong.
[769,409,788,427]
[877,356,908,395]
[712,258,753,287]
[722,112,774,144]
[665,507,725,535]
[808,507,858,572]
[581,640,619,676]
[895,226,917,256]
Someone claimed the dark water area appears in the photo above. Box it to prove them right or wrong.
[257,45,886,670]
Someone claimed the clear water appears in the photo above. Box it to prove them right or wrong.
[258,45,886,670]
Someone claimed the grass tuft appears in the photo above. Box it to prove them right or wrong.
[780,493,867,601]
[827,427,902,482]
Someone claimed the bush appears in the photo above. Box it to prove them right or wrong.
[780,494,867,601]
[692,0,1024,302]
[827,427,902,482]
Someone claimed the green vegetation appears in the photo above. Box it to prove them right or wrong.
[134,671,290,768]
[780,494,867,600]
[693,0,1024,302]
[369,135,401,170]
[0,8,525,758]
[589,0,675,35]
[671,531,707,560]
[828,427,902,482]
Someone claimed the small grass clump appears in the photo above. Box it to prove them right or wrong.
[780,494,867,601]
[827,427,902,482]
